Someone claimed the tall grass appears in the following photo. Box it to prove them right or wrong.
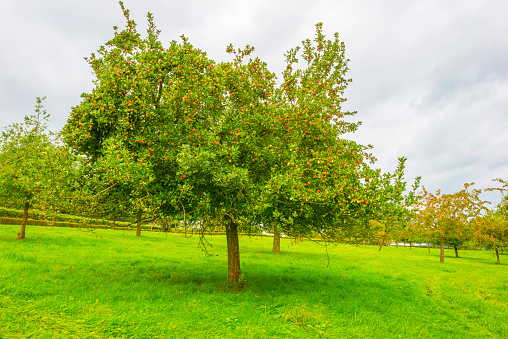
[1,225,507,338]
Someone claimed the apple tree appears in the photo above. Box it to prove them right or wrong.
[0,97,80,239]
[411,183,487,262]
[63,2,417,282]
[471,215,508,264]
[471,178,508,264]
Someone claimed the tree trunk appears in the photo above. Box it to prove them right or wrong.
[272,229,281,254]
[427,243,431,253]
[17,201,30,240]
[454,246,459,258]
[440,238,445,262]
[136,210,142,237]
[226,216,241,282]
[378,241,384,252]
[495,249,501,265]
[409,242,412,250]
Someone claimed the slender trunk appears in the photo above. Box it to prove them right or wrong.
[440,238,445,262]
[427,243,431,253]
[17,201,30,240]
[364,241,366,249]
[136,210,142,237]
[378,240,384,252]
[454,246,459,258]
[409,242,412,250]
[272,229,281,254]
[174,221,177,233]
[355,237,358,247]
[226,216,241,282]
[396,242,399,248]
[495,249,500,265]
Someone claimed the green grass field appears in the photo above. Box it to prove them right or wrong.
[1,225,507,338]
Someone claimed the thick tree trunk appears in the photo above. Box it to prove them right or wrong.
[440,238,445,262]
[495,249,500,265]
[226,216,241,282]
[136,210,142,237]
[17,201,30,240]
[272,229,281,254]
[454,246,459,258]
[409,242,412,250]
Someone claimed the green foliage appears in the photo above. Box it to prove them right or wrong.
[0,97,80,237]
[62,2,419,280]
[0,206,135,229]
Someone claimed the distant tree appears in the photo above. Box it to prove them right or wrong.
[0,97,79,239]
[412,183,487,262]
[471,215,508,264]
[363,158,421,251]
[471,178,508,264]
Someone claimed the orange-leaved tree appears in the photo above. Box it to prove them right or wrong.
[411,183,487,262]
[471,178,508,264]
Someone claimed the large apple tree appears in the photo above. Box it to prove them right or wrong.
[64,3,416,282]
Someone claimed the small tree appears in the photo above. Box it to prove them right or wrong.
[412,183,487,262]
[472,215,508,264]
[471,178,508,264]
[0,97,79,239]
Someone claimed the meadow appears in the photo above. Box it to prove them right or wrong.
[0,225,507,338]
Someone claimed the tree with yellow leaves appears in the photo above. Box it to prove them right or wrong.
[412,183,487,262]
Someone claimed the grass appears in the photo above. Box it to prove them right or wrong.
[0,225,507,338]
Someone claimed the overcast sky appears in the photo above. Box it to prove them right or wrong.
[1,0,507,205]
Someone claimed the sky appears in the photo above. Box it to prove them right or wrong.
[1,0,507,206]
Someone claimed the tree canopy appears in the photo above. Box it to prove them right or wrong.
[63,2,418,281]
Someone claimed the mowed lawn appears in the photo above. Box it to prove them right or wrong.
[0,225,507,339]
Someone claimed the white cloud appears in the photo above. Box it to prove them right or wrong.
[1,0,507,206]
